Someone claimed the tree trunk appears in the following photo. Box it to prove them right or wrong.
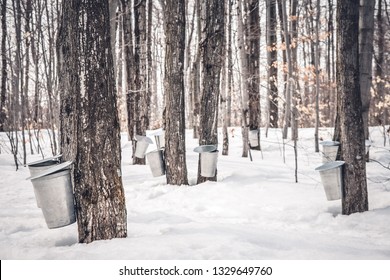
[116,5,125,131]
[277,0,287,129]
[226,0,233,128]
[121,0,137,157]
[375,0,386,128]
[337,0,368,215]
[290,0,299,183]
[133,0,149,164]
[197,0,225,184]
[146,0,153,127]
[359,0,375,143]
[24,0,33,157]
[327,0,335,126]
[281,0,291,140]
[314,0,320,152]
[290,0,298,142]
[191,0,201,139]
[109,0,118,80]
[185,1,195,130]
[58,0,127,243]
[266,0,278,131]
[12,0,27,164]
[0,0,7,132]
[163,0,188,186]
[237,0,249,158]
[221,0,231,156]
[247,0,261,150]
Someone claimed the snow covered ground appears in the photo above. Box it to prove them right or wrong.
[0,127,390,260]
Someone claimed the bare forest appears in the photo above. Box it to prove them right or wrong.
[1,0,390,243]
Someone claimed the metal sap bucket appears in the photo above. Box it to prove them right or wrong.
[193,145,217,153]
[151,129,165,149]
[146,149,165,177]
[27,155,62,207]
[155,133,165,149]
[27,161,76,229]
[27,155,62,176]
[320,141,340,162]
[194,145,218,178]
[134,135,153,158]
[249,129,259,147]
[315,161,345,201]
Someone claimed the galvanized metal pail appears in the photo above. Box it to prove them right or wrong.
[193,145,217,153]
[146,149,165,177]
[155,133,165,149]
[320,141,340,162]
[150,129,165,149]
[249,129,259,147]
[194,145,218,177]
[200,150,218,177]
[27,155,62,176]
[27,155,62,207]
[28,161,76,229]
[134,135,153,158]
[315,160,345,201]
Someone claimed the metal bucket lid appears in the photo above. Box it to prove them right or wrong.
[27,154,62,166]
[135,135,153,144]
[315,160,345,172]
[27,161,73,181]
[319,141,340,146]
[193,145,217,153]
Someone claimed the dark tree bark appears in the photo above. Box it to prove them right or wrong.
[121,0,134,143]
[281,0,291,139]
[359,0,375,161]
[221,0,232,156]
[147,0,153,126]
[133,0,149,165]
[0,0,7,132]
[109,0,118,79]
[190,0,201,139]
[58,0,127,243]
[31,0,43,125]
[359,0,375,142]
[277,0,287,129]
[290,0,298,142]
[197,0,225,184]
[163,0,188,186]
[266,0,278,130]
[121,0,136,151]
[226,0,233,128]
[325,0,335,125]
[247,0,261,150]
[337,0,368,215]
[237,0,249,158]
[314,0,321,152]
